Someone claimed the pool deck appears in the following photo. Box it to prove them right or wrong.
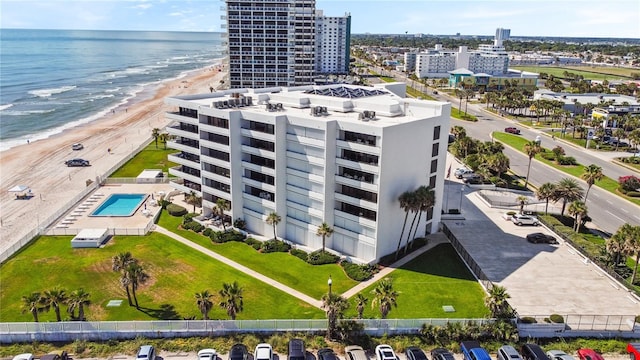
[48,183,174,235]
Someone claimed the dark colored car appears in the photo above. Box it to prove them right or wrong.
[521,344,550,360]
[431,348,455,360]
[288,339,305,360]
[505,127,521,134]
[40,355,61,360]
[318,348,339,360]
[406,347,428,360]
[462,173,483,184]
[65,158,90,167]
[47,351,69,360]
[526,232,558,244]
[229,344,249,360]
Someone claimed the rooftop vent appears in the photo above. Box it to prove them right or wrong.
[311,106,327,116]
[361,110,376,120]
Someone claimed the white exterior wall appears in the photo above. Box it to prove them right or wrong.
[316,13,351,74]
[416,53,456,78]
[165,85,450,263]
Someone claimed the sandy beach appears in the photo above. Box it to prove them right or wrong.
[0,66,227,256]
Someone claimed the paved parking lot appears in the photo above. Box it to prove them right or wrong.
[441,177,640,321]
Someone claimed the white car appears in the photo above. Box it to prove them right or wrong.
[254,344,273,360]
[71,143,84,150]
[13,354,34,360]
[454,167,473,179]
[546,350,575,360]
[511,214,539,226]
[198,349,217,360]
[375,345,398,360]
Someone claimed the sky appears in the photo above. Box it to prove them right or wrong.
[1,0,639,38]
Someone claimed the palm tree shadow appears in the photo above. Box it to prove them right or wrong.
[136,304,181,320]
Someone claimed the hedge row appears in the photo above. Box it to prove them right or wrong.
[341,262,377,281]
[539,215,603,257]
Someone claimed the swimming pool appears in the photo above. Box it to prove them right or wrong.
[90,194,147,217]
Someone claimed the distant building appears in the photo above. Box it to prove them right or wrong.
[448,69,538,90]
[494,28,510,46]
[533,90,639,115]
[164,84,450,263]
[224,0,350,89]
[592,104,640,127]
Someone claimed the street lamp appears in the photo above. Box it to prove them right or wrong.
[328,275,333,295]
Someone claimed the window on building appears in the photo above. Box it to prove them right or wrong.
[433,125,441,140]
[432,142,439,157]
[430,159,438,174]
[429,175,437,188]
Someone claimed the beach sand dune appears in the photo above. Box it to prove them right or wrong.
[0,67,226,255]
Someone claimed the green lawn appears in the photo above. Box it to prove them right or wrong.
[157,211,358,299]
[110,142,177,177]
[492,132,640,206]
[451,107,478,121]
[347,244,489,319]
[0,233,323,322]
[511,66,630,81]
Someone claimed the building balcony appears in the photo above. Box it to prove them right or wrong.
[167,140,199,154]
[169,179,201,195]
[285,167,325,184]
[336,139,381,156]
[240,128,275,141]
[286,151,324,167]
[286,133,324,148]
[202,171,231,187]
[241,161,276,176]
[242,145,275,160]
[334,193,378,212]
[166,112,199,126]
[335,174,377,193]
[334,209,377,228]
[335,158,379,174]
[200,138,230,152]
[169,166,201,185]
[202,184,230,201]
[166,126,199,141]
[167,153,200,169]
[199,123,230,136]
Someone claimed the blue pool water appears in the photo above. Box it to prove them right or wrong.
[91,194,147,217]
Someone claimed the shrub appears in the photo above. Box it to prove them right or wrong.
[619,175,640,192]
[307,250,340,265]
[233,218,247,230]
[557,156,577,165]
[552,146,565,161]
[549,314,565,323]
[222,230,246,242]
[203,228,213,237]
[341,261,376,281]
[182,221,204,233]
[166,204,187,217]
[210,231,224,243]
[506,211,516,216]
[519,316,537,324]
[245,237,262,250]
[262,239,291,253]
[540,152,556,161]
[290,248,308,261]
[635,315,640,324]
[183,213,198,224]
[627,191,640,197]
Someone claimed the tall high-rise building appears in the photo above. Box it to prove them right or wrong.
[494,28,510,47]
[224,0,350,89]
[315,10,351,75]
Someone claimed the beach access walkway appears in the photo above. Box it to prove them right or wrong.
[153,225,447,309]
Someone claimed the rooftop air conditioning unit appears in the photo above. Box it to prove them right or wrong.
[246,96,253,106]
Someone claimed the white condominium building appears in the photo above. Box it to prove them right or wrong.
[315,10,351,75]
[164,84,450,263]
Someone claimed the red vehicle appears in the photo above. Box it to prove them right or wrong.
[577,349,604,360]
[627,343,640,360]
[505,127,521,134]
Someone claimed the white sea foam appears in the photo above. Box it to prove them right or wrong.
[28,85,76,98]
[0,104,14,111]
[3,108,56,116]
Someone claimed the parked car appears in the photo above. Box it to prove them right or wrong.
[318,348,339,360]
[576,349,604,360]
[526,232,558,244]
[47,351,69,360]
[431,349,455,360]
[65,158,90,167]
[12,354,34,360]
[345,345,368,360]
[136,346,156,360]
[375,345,398,360]
[627,343,640,360]
[41,355,61,360]
[505,127,521,134]
[198,349,217,360]
[498,346,523,360]
[288,339,305,360]
[229,344,249,360]
[406,347,428,360]
[71,143,84,150]
[460,341,491,360]
[546,350,575,360]
[462,173,483,184]
[254,344,273,360]
[520,344,550,360]
[511,214,539,226]
[455,167,473,179]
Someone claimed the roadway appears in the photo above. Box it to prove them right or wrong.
[371,66,639,234]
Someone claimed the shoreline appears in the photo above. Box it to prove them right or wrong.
[0,64,227,254]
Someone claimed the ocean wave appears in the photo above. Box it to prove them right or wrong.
[28,85,77,98]
[3,108,56,116]
[0,104,14,111]
[105,87,121,93]
[88,94,116,100]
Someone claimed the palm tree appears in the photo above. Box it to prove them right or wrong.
[321,292,349,339]
[617,224,640,285]
[195,290,214,320]
[126,262,149,309]
[21,292,43,322]
[158,132,170,149]
[266,212,281,240]
[395,191,414,259]
[215,198,230,230]
[66,288,91,321]
[407,186,436,252]
[486,153,510,180]
[152,128,160,148]
[485,285,511,319]
[516,195,528,214]
[567,200,588,232]
[41,287,67,322]
[581,164,603,202]
[606,231,627,266]
[355,294,368,319]
[316,222,334,252]
[219,281,244,320]
[185,190,202,213]
[371,277,398,319]
[523,141,542,188]
[112,252,137,306]
[536,182,556,215]
[451,125,466,140]
[553,178,584,217]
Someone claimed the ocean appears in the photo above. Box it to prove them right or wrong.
[0,29,224,151]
